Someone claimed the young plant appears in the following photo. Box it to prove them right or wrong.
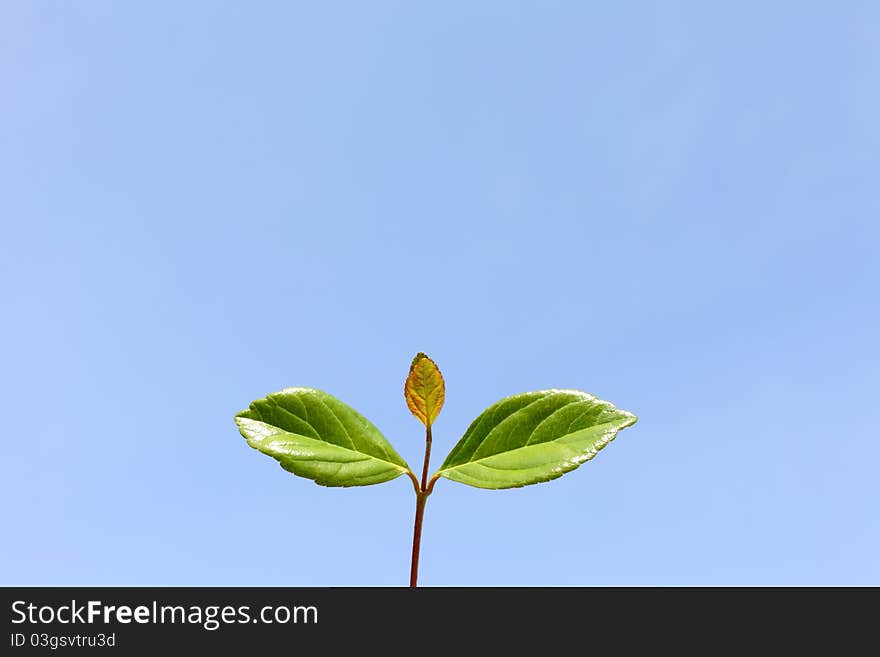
[234,353,637,586]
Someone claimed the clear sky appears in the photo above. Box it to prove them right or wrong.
[2,2,878,586]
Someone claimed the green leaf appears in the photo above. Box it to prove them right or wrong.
[435,389,637,489]
[235,387,411,487]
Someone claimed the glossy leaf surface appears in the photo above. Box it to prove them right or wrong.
[435,389,637,489]
[236,387,410,487]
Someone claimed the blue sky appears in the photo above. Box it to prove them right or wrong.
[1,2,877,585]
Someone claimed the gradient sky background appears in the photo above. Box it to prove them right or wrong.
[2,2,878,586]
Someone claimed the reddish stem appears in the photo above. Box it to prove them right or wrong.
[410,424,433,587]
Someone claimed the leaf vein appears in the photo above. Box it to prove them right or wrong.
[438,419,630,475]
[523,398,582,446]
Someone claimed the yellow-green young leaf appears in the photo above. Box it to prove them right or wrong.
[235,387,410,487]
[404,352,445,427]
[435,389,637,489]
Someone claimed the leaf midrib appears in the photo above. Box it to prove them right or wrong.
[435,417,635,476]
[253,388,406,466]
[444,393,547,465]
[238,418,408,473]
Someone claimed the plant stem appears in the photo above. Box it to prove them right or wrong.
[410,424,433,587]
[420,425,432,491]
[409,492,427,587]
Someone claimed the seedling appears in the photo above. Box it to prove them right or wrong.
[235,353,637,586]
